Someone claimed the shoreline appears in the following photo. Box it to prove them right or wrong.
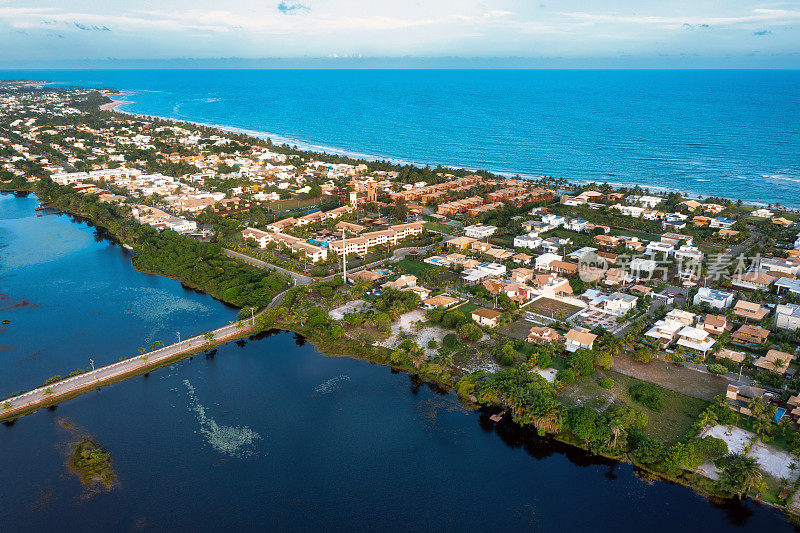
[104,94,796,210]
[3,186,795,519]
[99,99,131,112]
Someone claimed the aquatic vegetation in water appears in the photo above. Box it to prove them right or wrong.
[184,380,261,458]
[57,417,118,494]
[122,287,212,326]
[69,438,118,490]
[313,375,351,395]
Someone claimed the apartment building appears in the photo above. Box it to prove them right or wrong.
[241,227,329,263]
[328,222,423,256]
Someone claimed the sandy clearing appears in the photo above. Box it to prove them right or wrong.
[378,310,450,356]
[534,368,558,383]
[329,300,370,320]
[698,424,799,481]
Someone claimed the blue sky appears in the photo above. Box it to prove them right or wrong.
[2,0,799,66]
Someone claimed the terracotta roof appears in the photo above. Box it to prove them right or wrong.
[472,308,503,320]
[423,295,460,307]
[704,314,727,328]
[717,349,745,363]
[565,329,597,346]
[754,349,794,374]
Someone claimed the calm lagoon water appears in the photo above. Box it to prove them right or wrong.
[2,69,799,206]
[0,193,797,531]
[0,192,236,397]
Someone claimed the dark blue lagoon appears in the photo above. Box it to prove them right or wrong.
[0,193,236,397]
[0,193,797,531]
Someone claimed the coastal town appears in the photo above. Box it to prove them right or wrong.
[4,82,800,513]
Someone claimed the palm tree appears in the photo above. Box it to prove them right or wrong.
[408,348,427,370]
[697,408,719,429]
[718,453,762,498]
[621,332,637,352]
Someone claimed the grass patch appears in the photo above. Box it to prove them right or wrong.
[396,258,443,276]
[558,370,709,444]
[270,196,321,211]
[526,297,583,319]
[423,221,460,235]
[455,301,480,316]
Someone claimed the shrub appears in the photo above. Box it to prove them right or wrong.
[43,375,63,386]
[557,368,576,384]
[689,436,728,465]
[669,353,686,364]
[427,339,437,349]
[629,383,663,411]
[567,350,595,376]
[457,322,482,342]
[755,371,783,389]
[593,350,614,370]
[442,333,458,349]
[707,363,727,375]
[632,348,653,364]
[598,377,614,389]
[537,352,553,369]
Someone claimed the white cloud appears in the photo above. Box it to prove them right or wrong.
[0,1,798,60]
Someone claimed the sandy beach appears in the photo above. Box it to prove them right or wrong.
[99,99,131,112]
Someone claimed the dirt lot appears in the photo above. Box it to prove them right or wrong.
[612,354,728,401]
[498,318,537,341]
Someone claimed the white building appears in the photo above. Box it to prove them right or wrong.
[603,292,638,316]
[541,214,566,228]
[568,247,597,261]
[674,245,704,262]
[629,257,657,280]
[776,303,800,331]
[461,262,507,284]
[693,287,735,309]
[464,224,498,239]
[565,219,589,232]
[535,253,563,271]
[645,241,675,257]
[759,258,800,277]
[676,326,715,355]
[613,204,645,218]
[514,233,542,250]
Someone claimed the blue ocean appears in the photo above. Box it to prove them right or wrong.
[4,69,800,206]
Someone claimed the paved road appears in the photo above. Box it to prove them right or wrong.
[0,286,290,421]
[707,225,761,278]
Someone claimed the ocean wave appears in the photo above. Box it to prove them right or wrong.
[766,175,800,184]
[110,89,800,209]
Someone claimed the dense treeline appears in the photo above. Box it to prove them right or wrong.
[35,177,291,308]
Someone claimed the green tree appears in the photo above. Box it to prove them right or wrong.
[457,322,482,342]
[716,453,763,498]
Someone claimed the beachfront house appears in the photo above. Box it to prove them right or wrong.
[603,292,638,316]
[535,253,563,271]
[464,224,498,239]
